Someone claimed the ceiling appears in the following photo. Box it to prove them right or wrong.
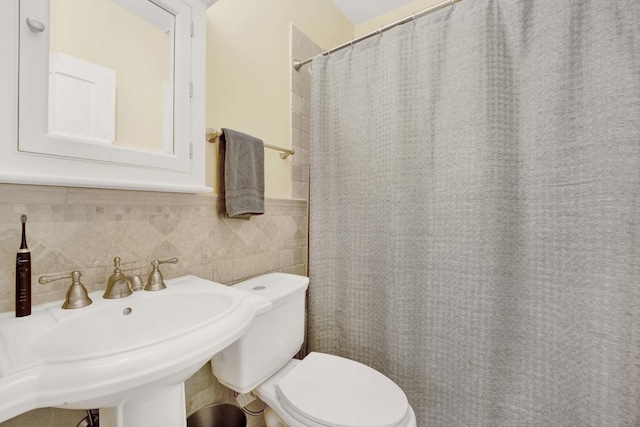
[331,0,419,26]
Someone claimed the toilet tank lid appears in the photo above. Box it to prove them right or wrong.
[232,273,308,308]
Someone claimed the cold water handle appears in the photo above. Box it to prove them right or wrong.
[145,257,178,291]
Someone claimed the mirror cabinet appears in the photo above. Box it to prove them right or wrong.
[0,0,212,193]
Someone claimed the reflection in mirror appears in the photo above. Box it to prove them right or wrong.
[48,0,175,154]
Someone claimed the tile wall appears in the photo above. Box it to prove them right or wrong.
[291,24,320,201]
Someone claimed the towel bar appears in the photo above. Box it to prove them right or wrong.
[206,129,295,159]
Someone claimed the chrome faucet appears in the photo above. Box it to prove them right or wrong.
[145,257,178,291]
[39,270,92,309]
[103,257,143,299]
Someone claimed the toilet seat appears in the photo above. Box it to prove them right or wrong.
[275,352,411,427]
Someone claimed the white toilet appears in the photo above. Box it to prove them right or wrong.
[212,273,417,427]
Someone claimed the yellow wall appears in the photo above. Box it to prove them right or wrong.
[205,0,353,199]
[205,0,444,199]
[50,0,170,152]
[355,0,445,36]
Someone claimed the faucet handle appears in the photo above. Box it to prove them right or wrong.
[39,270,92,309]
[145,257,178,291]
[39,271,75,284]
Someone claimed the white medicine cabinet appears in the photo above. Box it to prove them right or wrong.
[0,0,212,193]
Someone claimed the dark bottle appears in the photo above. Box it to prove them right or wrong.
[16,214,31,317]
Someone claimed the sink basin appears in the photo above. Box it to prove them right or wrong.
[30,290,235,361]
[0,275,270,427]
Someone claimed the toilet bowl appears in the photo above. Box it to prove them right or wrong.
[254,353,417,427]
[211,273,416,427]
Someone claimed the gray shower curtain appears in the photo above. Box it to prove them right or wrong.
[308,0,640,425]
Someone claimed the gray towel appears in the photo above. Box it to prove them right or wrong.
[218,128,265,218]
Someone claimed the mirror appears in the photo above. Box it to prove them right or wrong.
[17,0,198,178]
[48,0,175,154]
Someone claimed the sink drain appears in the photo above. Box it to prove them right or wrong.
[122,307,132,315]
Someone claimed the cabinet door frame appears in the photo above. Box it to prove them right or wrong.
[0,0,210,193]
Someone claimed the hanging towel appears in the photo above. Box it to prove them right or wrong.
[218,128,265,218]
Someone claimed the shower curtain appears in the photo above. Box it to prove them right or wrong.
[308,0,640,425]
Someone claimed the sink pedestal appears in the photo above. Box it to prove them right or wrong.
[100,383,187,427]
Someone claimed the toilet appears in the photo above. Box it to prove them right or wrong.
[211,273,417,427]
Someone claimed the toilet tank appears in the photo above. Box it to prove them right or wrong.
[212,273,309,393]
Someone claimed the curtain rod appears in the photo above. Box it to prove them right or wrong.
[206,129,295,159]
[293,0,462,71]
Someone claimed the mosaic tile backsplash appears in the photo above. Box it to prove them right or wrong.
[0,183,307,426]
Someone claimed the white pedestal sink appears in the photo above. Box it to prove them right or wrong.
[0,275,271,427]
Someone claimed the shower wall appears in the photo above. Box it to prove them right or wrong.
[291,24,321,201]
